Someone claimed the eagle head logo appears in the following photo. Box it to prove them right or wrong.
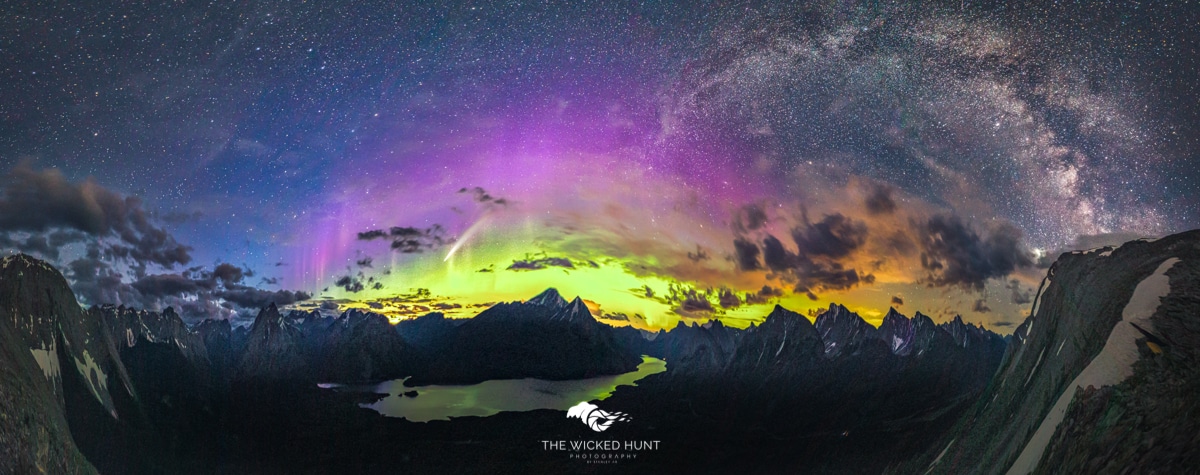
[566,401,631,432]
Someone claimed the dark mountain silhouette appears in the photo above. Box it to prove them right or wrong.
[816,303,880,357]
[410,291,642,384]
[5,229,1197,474]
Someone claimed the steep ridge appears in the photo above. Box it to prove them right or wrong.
[816,303,879,357]
[236,303,307,382]
[0,255,240,474]
[727,304,823,379]
[0,255,98,474]
[904,230,1200,475]
[878,307,916,355]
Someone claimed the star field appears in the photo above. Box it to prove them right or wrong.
[0,0,1196,329]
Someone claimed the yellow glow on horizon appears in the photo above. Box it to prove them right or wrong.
[314,206,1034,334]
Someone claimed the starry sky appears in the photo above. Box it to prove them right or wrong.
[1,0,1197,331]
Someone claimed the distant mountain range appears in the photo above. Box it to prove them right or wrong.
[1,229,1197,473]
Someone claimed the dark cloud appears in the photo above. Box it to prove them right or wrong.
[864,184,897,215]
[357,224,449,253]
[733,238,761,271]
[458,186,509,206]
[132,273,207,298]
[320,301,341,311]
[69,257,310,321]
[751,214,874,298]
[357,229,388,240]
[216,287,311,310]
[506,255,576,271]
[660,283,749,318]
[335,273,365,293]
[356,256,373,268]
[337,288,464,318]
[0,164,193,268]
[792,213,868,259]
[212,263,246,286]
[760,235,795,272]
[679,293,714,314]
[743,285,783,305]
[917,215,1034,290]
[687,245,710,263]
[376,288,434,304]
[596,312,631,322]
[1006,279,1033,304]
[477,265,494,273]
[718,288,741,309]
[891,296,904,306]
[972,299,992,313]
[0,167,261,322]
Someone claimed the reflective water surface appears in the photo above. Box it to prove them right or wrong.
[359,356,665,422]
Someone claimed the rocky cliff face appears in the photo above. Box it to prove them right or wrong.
[236,303,307,382]
[0,254,100,474]
[816,303,880,357]
[904,230,1200,475]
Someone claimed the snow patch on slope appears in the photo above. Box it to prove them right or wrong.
[73,349,110,408]
[29,340,60,382]
[924,438,956,474]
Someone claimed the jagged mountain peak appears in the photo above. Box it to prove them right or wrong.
[767,304,801,318]
[527,288,569,309]
[759,305,817,332]
[939,314,987,348]
[912,311,935,326]
[814,303,868,329]
[245,302,300,344]
[814,303,877,357]
[883,307,906,321]
[877,308,916,355]
[550,296,593,323]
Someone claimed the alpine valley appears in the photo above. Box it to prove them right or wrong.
[2,231,1199,473]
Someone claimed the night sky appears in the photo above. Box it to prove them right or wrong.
[2,1,1197,331]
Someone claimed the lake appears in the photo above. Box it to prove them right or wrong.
[357,355,666,422]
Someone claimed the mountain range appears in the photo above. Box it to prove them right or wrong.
[1,229,1197,473]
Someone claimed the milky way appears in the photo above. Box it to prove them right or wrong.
[1,1,1197,330]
